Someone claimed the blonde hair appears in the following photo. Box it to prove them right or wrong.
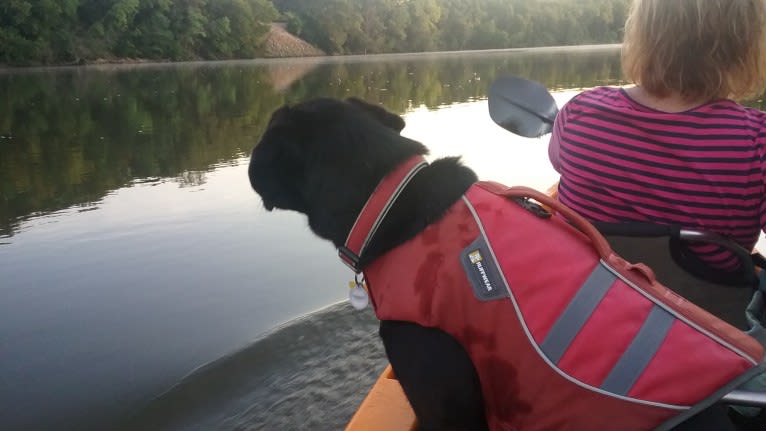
[621,0,766,101]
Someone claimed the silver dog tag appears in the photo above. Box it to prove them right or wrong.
[348,280,369,310]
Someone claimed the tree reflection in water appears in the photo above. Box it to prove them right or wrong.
[0,48,635,237]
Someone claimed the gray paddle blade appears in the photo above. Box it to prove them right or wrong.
[488,75,559,138]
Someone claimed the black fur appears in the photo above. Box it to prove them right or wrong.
[249,97,741,431]
[248,97,476,258]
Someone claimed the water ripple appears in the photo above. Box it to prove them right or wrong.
[120,302,387,431]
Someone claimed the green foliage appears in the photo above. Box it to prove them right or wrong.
[1,0,629,65]
[274,0,631,55]
[0,0,80,64]
[0,0,277,65]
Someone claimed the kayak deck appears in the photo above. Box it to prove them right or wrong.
[345,365,417,431]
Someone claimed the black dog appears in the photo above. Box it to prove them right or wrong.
[249,97,741,431]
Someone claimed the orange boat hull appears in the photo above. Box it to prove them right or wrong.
[345,365,417,431]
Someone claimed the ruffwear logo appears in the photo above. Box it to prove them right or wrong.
[469,249,493,292]
[461,237,508,302]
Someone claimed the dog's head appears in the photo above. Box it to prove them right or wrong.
[249,97,427,244]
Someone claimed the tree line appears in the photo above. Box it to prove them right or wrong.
[1,0,630,66]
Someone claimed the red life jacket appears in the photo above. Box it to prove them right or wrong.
[340,156,765,431]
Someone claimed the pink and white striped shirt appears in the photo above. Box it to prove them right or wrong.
[549,86,766,270]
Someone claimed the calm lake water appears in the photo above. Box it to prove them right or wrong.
[0,45,708,430]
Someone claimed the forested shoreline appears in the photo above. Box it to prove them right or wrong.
[1,0,630,66]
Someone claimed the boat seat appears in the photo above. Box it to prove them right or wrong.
[593,222,760,329]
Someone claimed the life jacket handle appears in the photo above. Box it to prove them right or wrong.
[477,182,614,260]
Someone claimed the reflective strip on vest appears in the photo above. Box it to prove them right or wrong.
[542,264,677,396]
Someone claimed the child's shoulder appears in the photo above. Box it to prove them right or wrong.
[740,104,766,125]
[705,100,766,127]
[572,86,623,100]
[565,86,627,112]
[699,101,766,148]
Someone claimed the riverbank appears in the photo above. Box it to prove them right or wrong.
[0,44,621,73]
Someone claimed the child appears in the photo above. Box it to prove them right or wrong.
[548,0,766,423]
[549,0,766,273]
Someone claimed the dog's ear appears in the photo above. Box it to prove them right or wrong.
[346,97,406,133]
[261,104,307,159]
[266,104,292,129]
